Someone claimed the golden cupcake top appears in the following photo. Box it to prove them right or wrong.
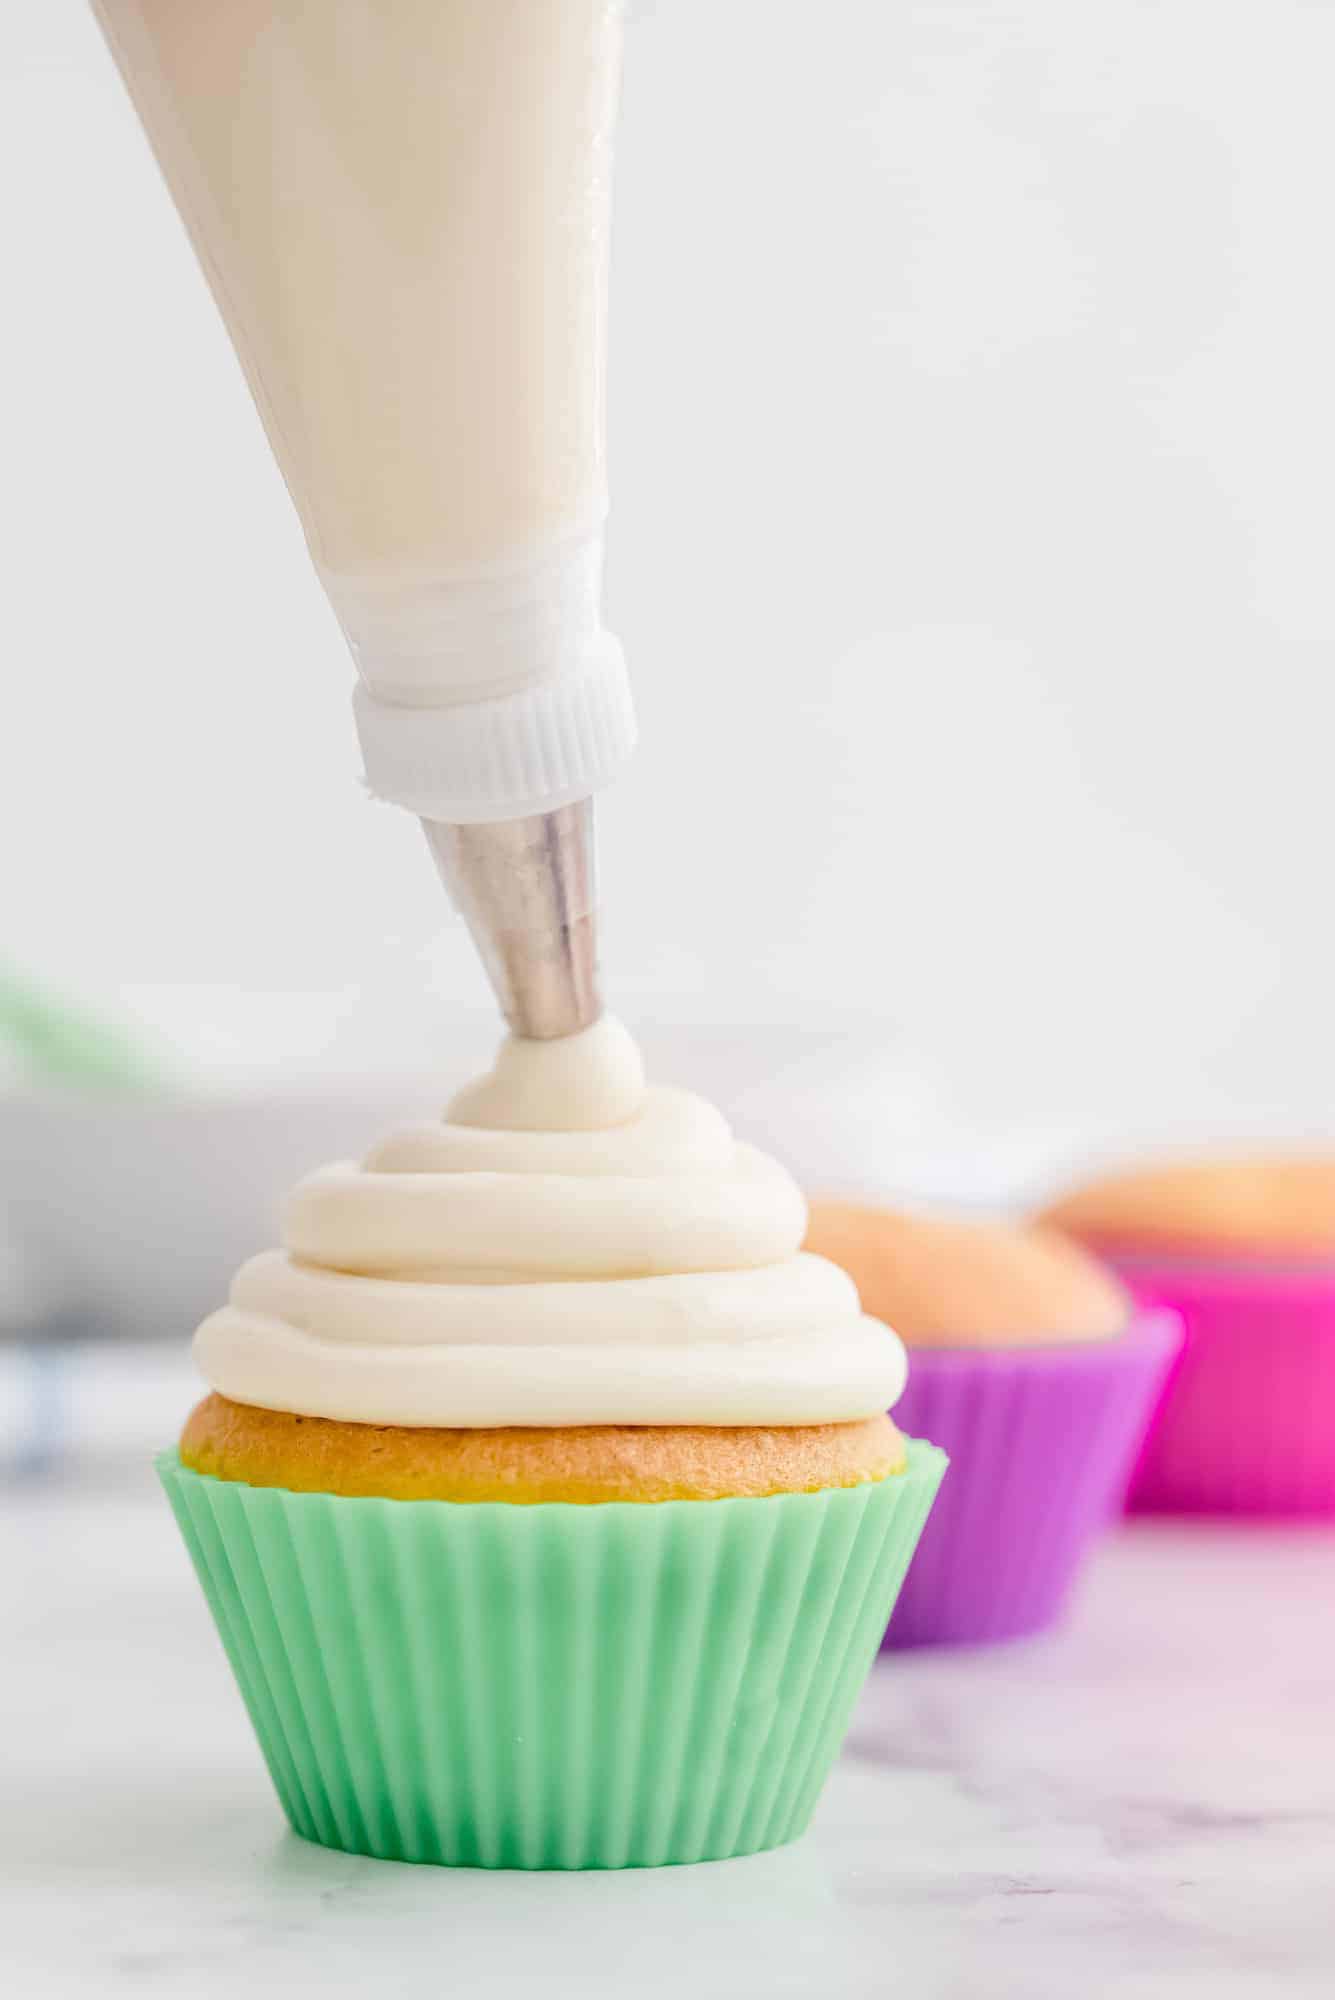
[1036,1153,1335,1261]
[803,1201,1130,1347]
[180,1395,905,1505]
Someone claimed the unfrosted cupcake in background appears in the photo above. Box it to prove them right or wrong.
[804,1204,1180,1647]
[162,1020,945,1870]
[1038,1154,1335,1515]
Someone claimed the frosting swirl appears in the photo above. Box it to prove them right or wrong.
[194,1017,907,1427]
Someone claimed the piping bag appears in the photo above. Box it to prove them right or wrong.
[93,0,635,1038]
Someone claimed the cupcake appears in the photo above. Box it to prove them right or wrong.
[1038,1154,1335,1514]
[161,1019,944,1869]
[803,1204,1180,1647]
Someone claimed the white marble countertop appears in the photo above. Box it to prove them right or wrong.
[5,1472,1335,2000]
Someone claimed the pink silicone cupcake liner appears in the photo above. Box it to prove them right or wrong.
[882,1310,1181,1648]
[1109,1255,1335,1515]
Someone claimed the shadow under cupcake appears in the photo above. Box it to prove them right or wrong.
[1038,1154,1335,1516]
[805,1204,1181,1648]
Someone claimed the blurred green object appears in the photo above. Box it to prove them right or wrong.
[0,967,167,1092]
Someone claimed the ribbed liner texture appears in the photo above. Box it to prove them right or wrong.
[883,1314,1180,1648]
[159,1442,944,1869]
[353,634,636,822]
[1113,1259,1335,1515]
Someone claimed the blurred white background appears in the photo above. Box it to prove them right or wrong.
[3,0,1334,1159]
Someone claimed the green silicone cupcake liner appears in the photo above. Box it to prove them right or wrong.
[158,1440,945,1870]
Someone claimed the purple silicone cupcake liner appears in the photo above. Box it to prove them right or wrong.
[883,1309,1182,1649]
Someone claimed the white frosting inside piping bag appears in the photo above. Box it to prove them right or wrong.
[194,1017,908,1427]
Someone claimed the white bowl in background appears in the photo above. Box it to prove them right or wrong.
[0,1018,1067,1345]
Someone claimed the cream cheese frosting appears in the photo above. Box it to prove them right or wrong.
[194,1017,908,1427]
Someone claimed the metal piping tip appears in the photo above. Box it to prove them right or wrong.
[422,800,601,1041]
